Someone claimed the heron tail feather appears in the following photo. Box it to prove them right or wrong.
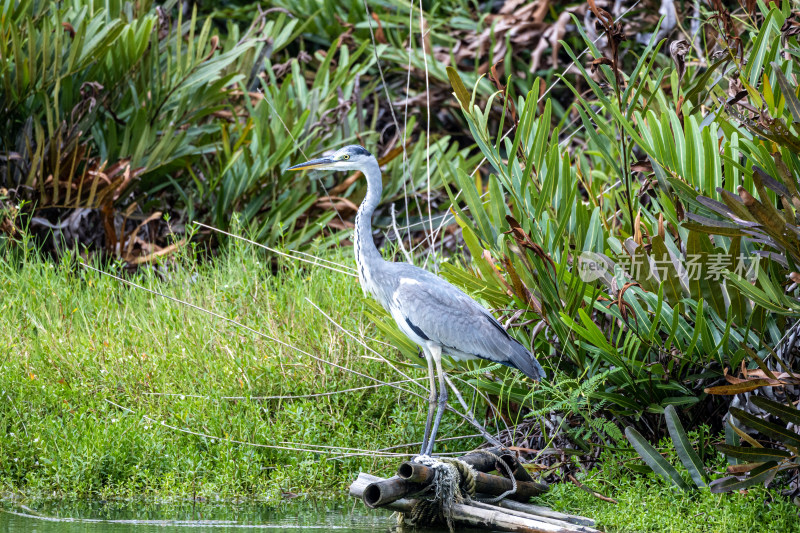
[507,341,546,381]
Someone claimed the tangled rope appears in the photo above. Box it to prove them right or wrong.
[403,450,517,532]
[406,455,475,531]
[472,449,518,503]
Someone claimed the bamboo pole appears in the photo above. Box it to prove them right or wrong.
[470,501,601,533]
[396,461,436,484]
[497,500,596,527]
[457,448,537,483]
[349,473,598,533]
[364,454,544,509]
[349,473,417,514]
[458,447,509,472]
[361,475,427,508]
[397,461,548,501]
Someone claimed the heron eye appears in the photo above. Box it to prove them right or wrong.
[342,154,350,160]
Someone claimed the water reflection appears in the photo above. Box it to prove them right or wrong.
[0,499,401,532]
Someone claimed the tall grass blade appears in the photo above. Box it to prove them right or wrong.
[193,222,357,276]
[78,262,407,394]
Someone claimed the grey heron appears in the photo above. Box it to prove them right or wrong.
[288,145,545,455]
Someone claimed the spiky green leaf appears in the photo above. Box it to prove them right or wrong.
[730,407,800,446]
[751,396,800,426]
[625,426,691,491]
[709,462,779,493]
[715,444,791,463]
[665,405,707,487]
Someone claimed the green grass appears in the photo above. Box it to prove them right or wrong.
[533,458,800,533]
[0,235,479,501]
[1,236,798,531]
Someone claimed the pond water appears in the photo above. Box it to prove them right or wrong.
[0,500,452,533]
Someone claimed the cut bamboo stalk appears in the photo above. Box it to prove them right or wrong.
[499,453,537,483]
[349,473,593,533]
[470,501,601,533]
[497,500,596,527]
[396,461,436,484]
[365,456,538,509]
[397,461,548,501]
[349,472,385,496]
[439,502,581,533]
[458,448,535,483]
[458,447,509,472]
[361,475,427,508]
[349,473,414,512]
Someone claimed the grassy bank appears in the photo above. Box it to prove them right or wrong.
[2,238,798,529]
[0,237,481,501]
[535,459,799,533]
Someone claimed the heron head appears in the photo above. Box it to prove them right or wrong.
[287,145,375,172]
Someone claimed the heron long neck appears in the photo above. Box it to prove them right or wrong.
[354,158,385,284]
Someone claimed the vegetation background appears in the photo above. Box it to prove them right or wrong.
[2,0,800,530]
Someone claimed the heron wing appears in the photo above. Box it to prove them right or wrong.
[386,264,545,380]
[389,271,512,358]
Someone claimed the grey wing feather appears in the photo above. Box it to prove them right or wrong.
[389,264,545,381]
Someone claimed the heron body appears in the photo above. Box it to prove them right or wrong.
[289,145,545,455]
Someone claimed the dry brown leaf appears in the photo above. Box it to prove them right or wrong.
[371,12,386,44]
[670,39,690,85]
[704,379,786,395]
[124,211,163,259]
[62,22,76,38]
[129,239,186,265]
[314,196,359,214]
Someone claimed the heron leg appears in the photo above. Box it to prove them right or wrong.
[423,345,448,456]
[420,347,437,456]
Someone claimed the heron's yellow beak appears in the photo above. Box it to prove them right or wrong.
[287,157,336,171]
